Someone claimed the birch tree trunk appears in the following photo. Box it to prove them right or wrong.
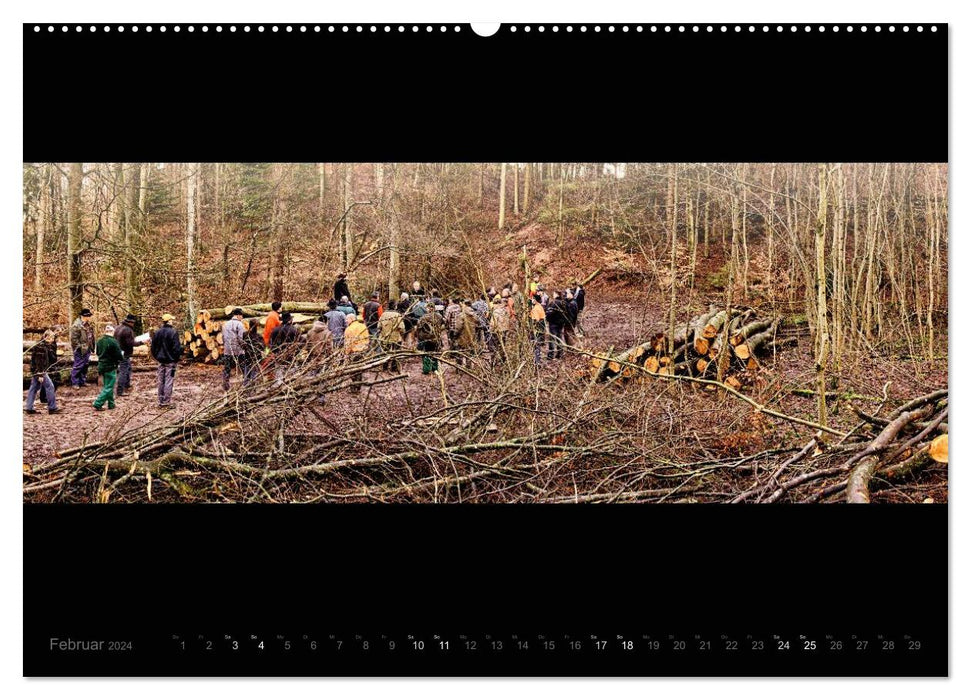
[388,164,401,301]
[814,164,830,427]
[186,163,199,323]
[498,162,507,229]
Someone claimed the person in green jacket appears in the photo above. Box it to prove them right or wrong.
[93,324,124,411]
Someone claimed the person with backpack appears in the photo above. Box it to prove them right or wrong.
[324,299,348,348]
[377,304,406,372]
[444,298,462,349]
[451,300,479,367]
[69,308,95,390]
[471,293,490,348]
[151,313,183,409]
[25,329,61,415]
[93,324,124,411]
[416,305,444,374]
[489,295,512,365]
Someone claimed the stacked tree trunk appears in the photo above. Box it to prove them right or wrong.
[592,305,791,388]
[184,303,329,363]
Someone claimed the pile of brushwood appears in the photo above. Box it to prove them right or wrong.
[591,305,803,390]
[22,333,947,504]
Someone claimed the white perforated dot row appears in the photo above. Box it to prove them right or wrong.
[32,24,940,34]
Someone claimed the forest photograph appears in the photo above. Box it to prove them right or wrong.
[21,162,948,504]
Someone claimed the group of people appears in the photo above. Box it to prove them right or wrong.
[25,308,186,414]
[23,272,589,415]
[289,273,589,374]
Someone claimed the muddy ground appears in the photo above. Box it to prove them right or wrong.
[22,298,948,503]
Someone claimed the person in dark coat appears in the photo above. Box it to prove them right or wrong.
[269,312,302,386]
[563,291,579,349]
[363,292,383,340]
[25,330,61,414]
[240,322,265,386]
[333,273,352,306]
[69,308,95,389]
[113,313,142,397]
[151,313,183,408]
[572,282,586,336]
[545,292,568,360]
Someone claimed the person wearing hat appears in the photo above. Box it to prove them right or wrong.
[151,313,183,409]
[113,313,143,397]
[221,307,247,391]
[25,329,61,414]
[93,324,123,411]
[333,273,351,307]
[69,308,95,390]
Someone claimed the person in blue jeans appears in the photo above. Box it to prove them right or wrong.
[69,308,95,389]
[25,330,61,414]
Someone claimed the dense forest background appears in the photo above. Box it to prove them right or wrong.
[22,163,949,504]
[23,163,947,358]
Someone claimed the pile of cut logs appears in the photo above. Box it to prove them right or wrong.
[184,303,329,363]
[592,305,804,388]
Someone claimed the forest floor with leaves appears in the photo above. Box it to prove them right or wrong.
[22,295,948,504]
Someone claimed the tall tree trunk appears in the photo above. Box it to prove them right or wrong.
[269,163,287,301]
[513,163,520,215]
[523,162,532,214]
[186,163,199,323]
[388,164,401,301]
[67,162,84,321]
[814,164,830,427]
[120,164,137,312]
[35,164,50,295]
[342,164,354,269]
[138,163,149,230]
[498,162,507,229]
[667,163,679,355]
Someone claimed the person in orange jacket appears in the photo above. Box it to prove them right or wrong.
[263,301,283,345]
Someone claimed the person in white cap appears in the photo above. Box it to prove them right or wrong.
[93,324,123,411]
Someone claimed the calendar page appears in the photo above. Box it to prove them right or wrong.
[21,21,947,677]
